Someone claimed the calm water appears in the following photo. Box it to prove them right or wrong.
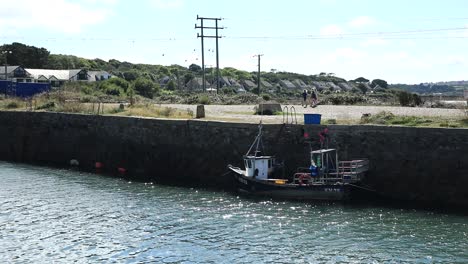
[0,162,467,264]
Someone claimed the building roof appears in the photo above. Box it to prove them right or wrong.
[228,78,242,87]
[279,80,296,89]
[242,79,257,88]
[219,76,231,86]
[261,80,273,88]
[0,66,21,78]
[26,69,77,81]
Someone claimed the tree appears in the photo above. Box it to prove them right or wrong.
[354,77,369,83]
[371,79,388,89]
[122,69,141,82]
[357,83,368,94]
[397,91,414,106]
[133,77,158,98]
[188,64,202,73]
[184,73,194,85]
[166,80,176,91]
[1,42,49,68]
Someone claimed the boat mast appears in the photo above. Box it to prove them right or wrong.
[246,122,264,157]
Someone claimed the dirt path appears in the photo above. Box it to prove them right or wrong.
[160,104,465,124]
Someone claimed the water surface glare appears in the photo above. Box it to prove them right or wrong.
[0,162,467,263]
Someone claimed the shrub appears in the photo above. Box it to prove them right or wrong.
[36,101,55,110]
[6,101,20,109]
[198,95,210,105]
[262,94,271,101]
[133,77,159,99]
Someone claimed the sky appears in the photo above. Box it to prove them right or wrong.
[0,0,467,84]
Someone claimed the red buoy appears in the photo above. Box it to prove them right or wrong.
[95,162,103,169]
[117,167,127,174]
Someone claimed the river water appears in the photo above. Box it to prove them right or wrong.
[1,162,467,263]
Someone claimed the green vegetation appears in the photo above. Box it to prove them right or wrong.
[360,111,467,128]
[1,41,466,127]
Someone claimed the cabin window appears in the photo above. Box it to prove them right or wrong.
[268,159,272,168]
[78,71,88,80]
[246,159,252,168]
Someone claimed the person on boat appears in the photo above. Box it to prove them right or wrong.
[301,89,308,106]
[310,159,318,177]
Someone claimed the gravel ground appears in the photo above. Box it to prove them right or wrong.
[160,103,466,124]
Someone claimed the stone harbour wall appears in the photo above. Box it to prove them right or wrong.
[0,111,466,209]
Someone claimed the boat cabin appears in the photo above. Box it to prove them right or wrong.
[243,155,275,180]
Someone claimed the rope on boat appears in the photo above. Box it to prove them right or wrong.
[221,170,232,177]
[345,183,378,193]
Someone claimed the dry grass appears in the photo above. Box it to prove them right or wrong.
[110,103,194,119]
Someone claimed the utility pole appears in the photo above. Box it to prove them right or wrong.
[254,54,263,95]
[195,15,223,93]
[2,50,12,97]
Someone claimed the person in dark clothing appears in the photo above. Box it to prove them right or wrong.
[311,89,318,106]
[302,89,308,106]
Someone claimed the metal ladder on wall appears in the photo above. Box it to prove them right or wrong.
[282,105,297,125]
[282,106,297,133]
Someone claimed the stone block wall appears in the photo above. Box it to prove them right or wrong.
[0,111,466,208]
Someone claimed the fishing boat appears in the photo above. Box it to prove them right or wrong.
[227,125,370,201]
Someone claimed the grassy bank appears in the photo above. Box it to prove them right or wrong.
[0,89,466,128]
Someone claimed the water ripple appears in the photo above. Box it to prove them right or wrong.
[0,161,467,263]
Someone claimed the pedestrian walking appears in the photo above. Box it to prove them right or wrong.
[302,89,308,107]
[311,89,318,107]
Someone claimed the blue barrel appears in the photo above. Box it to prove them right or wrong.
[304,114,321,124]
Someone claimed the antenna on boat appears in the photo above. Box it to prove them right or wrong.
[246,121,264,157]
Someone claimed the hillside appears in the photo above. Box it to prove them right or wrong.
[1,42,465,97]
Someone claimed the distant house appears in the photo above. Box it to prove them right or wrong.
[279,80,296,90]
[227,78,246,92]
[186,77,210,91]
[219,76,231,87]
[337,82,352,92]
[26,68,111,87]
[0,66,34,83]
[160,75,179,87]
[261,80,273,88]
[293,79,309,90]
[228,78,242,88]
[88,71,112,82]
[261,80,274,92]
[241,79,257,90]
[326,82,341,92]
[310,81,328,91]
[464,89,468,99]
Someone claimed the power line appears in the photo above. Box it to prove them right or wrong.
[228,26,468,40]
[1,26,466,43]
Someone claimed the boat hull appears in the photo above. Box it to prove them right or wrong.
[232,172,351,201]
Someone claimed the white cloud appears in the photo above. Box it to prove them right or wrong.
[348,16,375,28]
[148,0,184,9]
[360,38,388,47]
[82,0,118,4]
[320,48,367,64]
[319,25,343,36]
[0,0,113,34]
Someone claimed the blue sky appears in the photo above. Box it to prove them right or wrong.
[1,0,467,84]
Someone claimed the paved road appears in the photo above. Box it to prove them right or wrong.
[160,104,466,124]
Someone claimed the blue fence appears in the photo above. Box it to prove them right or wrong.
[0,81,51,97]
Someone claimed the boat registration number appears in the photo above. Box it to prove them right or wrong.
[324,188,341,192]
[238,177,248,185]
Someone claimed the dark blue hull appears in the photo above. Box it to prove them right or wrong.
[232,172,352,201]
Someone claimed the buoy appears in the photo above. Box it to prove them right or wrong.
[70,159,79,166]
[95,162,103,169]
[117,167,126,174]
[304,132,309,138]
